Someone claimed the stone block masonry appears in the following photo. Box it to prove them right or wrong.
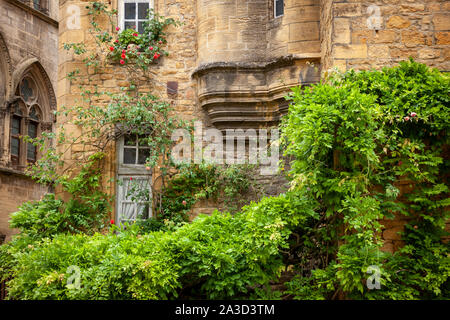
[321,0,450,72]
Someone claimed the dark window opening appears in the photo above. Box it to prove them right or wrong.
[27,121,38,163]
[275,0,284,18]
[10,114,22,164]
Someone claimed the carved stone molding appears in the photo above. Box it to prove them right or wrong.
[192,55,320,130]
[0,32,13,101]
[8,58,57,120]
[40,121,53,132]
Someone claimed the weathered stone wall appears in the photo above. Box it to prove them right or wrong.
[0,0,59,90]
[197,0,321,63]
[57,0,448,240]
[321,0,450,72]
[58,0,202,217]
[268,0,321,58]
[0,0,58,241]
[0,170,49,241]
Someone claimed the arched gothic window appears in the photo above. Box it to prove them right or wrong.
[9,76,43,167]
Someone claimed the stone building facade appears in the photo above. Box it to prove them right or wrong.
[0,0,58,242]
[57,0,448,248]
[1,0,448,245]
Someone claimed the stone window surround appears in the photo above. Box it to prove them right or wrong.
[0,34,56,173]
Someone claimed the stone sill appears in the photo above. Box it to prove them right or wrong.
[0,165,29,178]
[5,0,58,27]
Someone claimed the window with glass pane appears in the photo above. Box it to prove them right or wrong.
[11,138,20,157]
[20,79,34,103]
[123,1,150,34]
[10,114,21,163]
[27,122,38,162]
[275,0,284,17]
[122,134,150,165]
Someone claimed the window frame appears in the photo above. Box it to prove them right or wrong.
[118,0,154,34]
[118,134,151,168]
[274,0,284,18]
[10,106,23,165]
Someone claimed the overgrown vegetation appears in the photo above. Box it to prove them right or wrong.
[0,193,312,300]
[281,60,449,299]
[1,0,448,300]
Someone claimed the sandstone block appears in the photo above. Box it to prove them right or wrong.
[387,16,411,29]
[433,14,450,31]
[334,44,368,59]
[334,3,362,17]
[333,18,350,44]
[418,48,441,59]
[369,45,391,58]
[436,32,450,45]
[289,22,320,41]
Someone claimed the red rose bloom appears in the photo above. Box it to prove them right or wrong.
[121,53,126,59]
[133,33,138,37]
[120,59,125,65]
[115,27,120,31]
[149,46,153,51]
[109,47,114,51]
[110,219,115,225]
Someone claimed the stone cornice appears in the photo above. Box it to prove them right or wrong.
[0,165,28,178]
[193,56,321,129]
[192,54,320,78]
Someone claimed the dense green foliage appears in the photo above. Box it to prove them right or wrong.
[281,60,449,299]
[0,193,313,300]
[10,154,110,241]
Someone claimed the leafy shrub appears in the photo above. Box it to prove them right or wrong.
[1,193,311,300]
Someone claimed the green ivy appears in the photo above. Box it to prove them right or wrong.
[281,60,449,300]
